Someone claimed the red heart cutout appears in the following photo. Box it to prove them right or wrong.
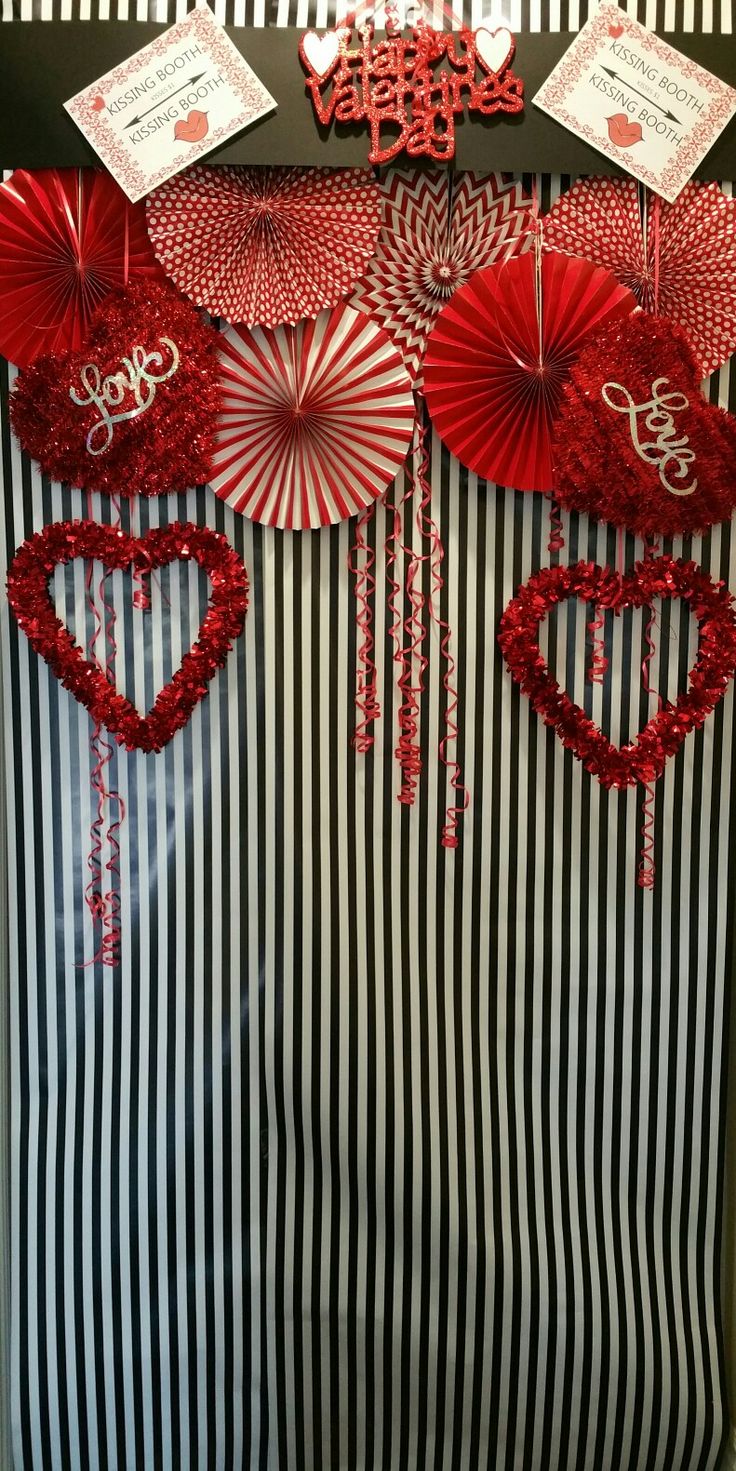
[10,280,220,497]
[498,556,736,788]
[174,109,209,143]
[553,314,736,537]
[606,113,643,148]
[608,22,625,38]
[7,520,249,753]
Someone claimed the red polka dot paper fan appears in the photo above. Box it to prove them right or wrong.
[542,176,736,378]
[352,168,533,385]
[0,168,163,369]
[211,303,415,530]
[146,164,382,329]
[423,250,636,493]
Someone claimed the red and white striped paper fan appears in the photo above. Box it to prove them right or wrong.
[211,303,415,529]
[543,176,736,378]
[351,169,533,383]
[146,164,381,328]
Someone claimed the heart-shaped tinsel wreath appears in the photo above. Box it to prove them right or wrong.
[7,520,249,753]
[9,280,220,497]
[498,557,736,788]
[551,314,736,537]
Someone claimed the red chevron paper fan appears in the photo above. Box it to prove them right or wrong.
[0,168,163,369]
[423,251,636,493]
[352,169,533,384]
[543,176,736,378]
[146,164,382,328]
[211,302,415,529]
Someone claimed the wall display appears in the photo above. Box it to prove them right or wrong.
[533,2,736,202]
[552,313,736,537]
[9,279,220,497]
[147,162,381,327]
[351,167,532,384]
[423,248,636,492]
[0,166,162,369]
[210,302,415,528]
[299,17,523,165]
[6,519,249,753]
[2,3,736,1471]
[64,2,277,201]
[543,175,736,378]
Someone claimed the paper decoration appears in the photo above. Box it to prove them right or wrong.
[0,167,162,369]
[299,20,523,165]
[351,169,533,385]
[532,2,736,203]
[542,176,736,378]
[498,556,736,788]
[146,164,381,327]
[6,520,249,754]
[64,4,276,203]
[211,303,415,529]
[10,280,220,497]
[552,314,736,537]
[423,250,636,493]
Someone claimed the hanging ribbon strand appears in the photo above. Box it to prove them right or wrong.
[348,502,382,751]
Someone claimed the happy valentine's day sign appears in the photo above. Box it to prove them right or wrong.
[299,20,524,165]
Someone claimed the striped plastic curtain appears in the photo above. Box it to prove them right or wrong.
[2,1,736,1467]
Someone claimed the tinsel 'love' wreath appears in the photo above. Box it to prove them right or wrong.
[7,520,249,753]
[498,556,736,789]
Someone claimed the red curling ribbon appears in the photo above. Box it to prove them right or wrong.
[348,502,381,751]
[382,441,427,807]
[415,405,469,846]
[546,491,565,553]
[80,538,125,969]
[587,611,608,685]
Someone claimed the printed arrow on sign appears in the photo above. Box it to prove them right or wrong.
[125,73,208,128]
[600,67,682,124]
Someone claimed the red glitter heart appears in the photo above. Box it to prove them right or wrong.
[498,557,736,788]
[10,280,220,497]
[6,520,249,753]
[552,314,736,537]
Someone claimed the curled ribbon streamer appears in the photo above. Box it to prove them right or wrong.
[77,493,125,969]
[637,536,663,890]
[546,492,565,553]
[415,408,469,846]
[586,610,608,685]
[348,502,381,750]
[382,440,427,806]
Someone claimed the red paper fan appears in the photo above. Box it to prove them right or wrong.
[146,164,382,328]
[423,251,636,492]
[0,168,163,369]
[352,168,532,384]
[211,303,415,529]
[543,177,736,378]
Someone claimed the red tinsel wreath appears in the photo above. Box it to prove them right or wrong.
[7,520,249,753]
[551,314,736,537]
[498,557,736,789]
[9,280,220,497]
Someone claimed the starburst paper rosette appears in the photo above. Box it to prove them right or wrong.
[210,302,415,530]
[542,176,736,378]
[0,168,163,369]
[352,168,533,384]
[146,164,382,328]
[423,250,636,493]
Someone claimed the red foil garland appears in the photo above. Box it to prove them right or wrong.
[498,557,736,790]
[7,520,249,754]
[9,280,220,498]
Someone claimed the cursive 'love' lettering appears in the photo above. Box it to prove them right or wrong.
[601,376,697,497]
[69,338,180,456]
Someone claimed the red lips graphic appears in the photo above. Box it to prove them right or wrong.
[608,22,624,37]
[90,95,106,112]
[606,113,643,148]
[174,109,209,144]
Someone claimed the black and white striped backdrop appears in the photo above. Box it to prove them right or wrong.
[2,1,736,1467]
